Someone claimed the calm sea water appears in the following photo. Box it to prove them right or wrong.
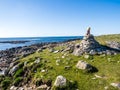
[0,36,82,50]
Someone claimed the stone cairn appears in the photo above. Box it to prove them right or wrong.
[73,27,117,56]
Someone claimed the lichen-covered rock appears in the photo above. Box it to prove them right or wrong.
[54,75,66,87]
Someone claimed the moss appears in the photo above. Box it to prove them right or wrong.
[13,77,23,86]
[1,79,11,90]
[14,68,24,78]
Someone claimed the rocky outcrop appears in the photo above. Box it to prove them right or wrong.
[106,41,120,50]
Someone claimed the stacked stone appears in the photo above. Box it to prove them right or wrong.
[73,27,104,56]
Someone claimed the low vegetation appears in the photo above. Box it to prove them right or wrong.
[95,34,120,45]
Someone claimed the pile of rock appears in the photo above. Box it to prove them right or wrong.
[73,27,120,56]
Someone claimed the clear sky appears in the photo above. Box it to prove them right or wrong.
[0,0,120,37]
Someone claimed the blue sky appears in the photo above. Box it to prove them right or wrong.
[0,0,120,37]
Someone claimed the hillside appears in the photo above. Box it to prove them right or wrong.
[95,34,120,45]
[0,33,120,90]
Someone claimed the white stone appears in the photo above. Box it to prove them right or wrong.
[10,86,18,90]
[54,75,66,87]
[53,50,59,53]
[111,83,120,89]
[41,69,46,73]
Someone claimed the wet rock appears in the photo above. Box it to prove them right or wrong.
[54,75,67,87]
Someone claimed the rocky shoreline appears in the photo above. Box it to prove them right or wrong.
[0,38,81,76]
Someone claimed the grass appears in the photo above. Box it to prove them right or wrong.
[5,48,119,90]
[95,34,120,45]
[0,34,120,90]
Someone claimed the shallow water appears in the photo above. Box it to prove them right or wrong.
[0,36,82,50]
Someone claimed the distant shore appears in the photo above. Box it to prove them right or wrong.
[0,40,30,44]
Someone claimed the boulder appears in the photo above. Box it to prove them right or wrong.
[76,60,92,70]
[76,60,98,72]
[54,75,67,87]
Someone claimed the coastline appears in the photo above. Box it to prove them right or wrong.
[0,38,81,75]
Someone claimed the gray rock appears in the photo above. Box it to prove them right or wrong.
[106,41,120,50]
[76,60,92,70]
[9,65,19,76]
[54,75,66,87]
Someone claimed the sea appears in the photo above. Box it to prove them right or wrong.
[0,36,83,50]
